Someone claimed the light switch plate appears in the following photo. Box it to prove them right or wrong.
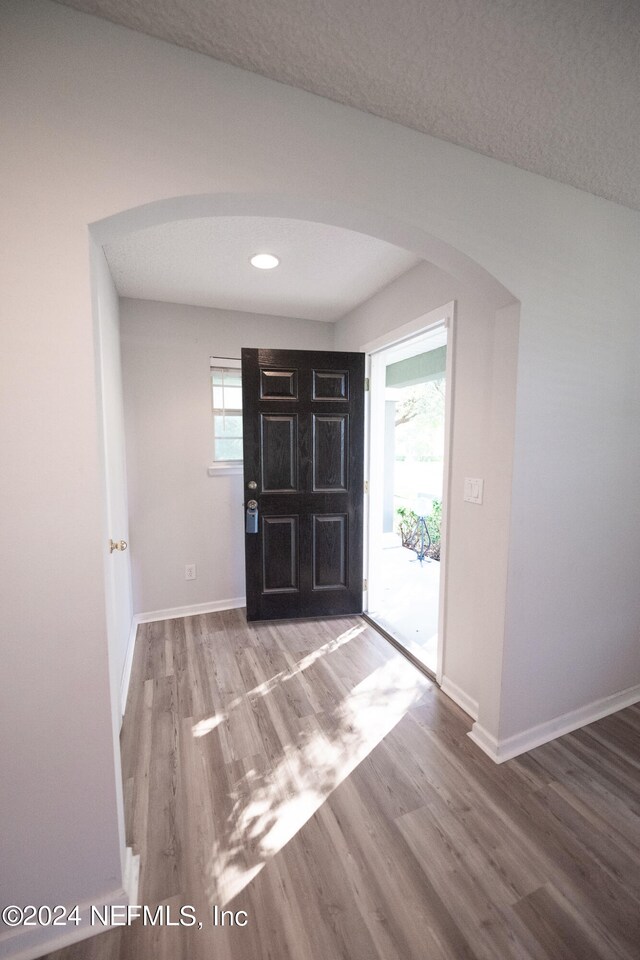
[464,478,484,504]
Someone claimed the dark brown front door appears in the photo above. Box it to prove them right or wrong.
[241,347,365,621]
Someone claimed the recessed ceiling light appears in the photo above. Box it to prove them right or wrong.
[250,253,280,270]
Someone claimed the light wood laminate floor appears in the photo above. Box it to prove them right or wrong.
[43,611,640,960]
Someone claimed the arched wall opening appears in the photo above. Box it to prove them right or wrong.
[91,192,516,307]
[90,190,520,886]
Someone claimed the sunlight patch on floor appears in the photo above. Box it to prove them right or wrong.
[288,622,366,677]
[205,649,427,906]
[192,713,226,737]
[192,622,365,739]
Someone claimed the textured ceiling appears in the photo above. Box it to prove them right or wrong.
[103,217,420,321]
[56,0,640,210]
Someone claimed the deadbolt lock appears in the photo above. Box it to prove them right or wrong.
[246,499,259,534]
[248,480,257,489]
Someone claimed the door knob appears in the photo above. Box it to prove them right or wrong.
[109,539,128,553]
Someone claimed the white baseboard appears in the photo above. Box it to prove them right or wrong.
[467,723,502,761]
[119,599,245,724]
[135,597,245,625]
[440,676,479,721]
[468,682,640,764]
[0,886,130,960]
[118,599,245,725]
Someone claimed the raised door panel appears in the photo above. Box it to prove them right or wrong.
[262,517,299,593]
[312,514,347,590]
[312,369,349,400]
[260,368,298,400]
[313,414,348,491]
[261,415,298,492]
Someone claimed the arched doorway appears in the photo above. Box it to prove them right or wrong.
[90,191,519,883]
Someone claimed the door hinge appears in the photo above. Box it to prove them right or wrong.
[363,578,368,591]
[364,480,369,494]
[364,377,369,391]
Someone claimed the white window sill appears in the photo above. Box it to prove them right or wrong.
[208,462,243,477]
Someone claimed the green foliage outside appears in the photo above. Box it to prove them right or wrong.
[396,500,442,560]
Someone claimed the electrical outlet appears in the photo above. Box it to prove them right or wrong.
[185,563,197,581]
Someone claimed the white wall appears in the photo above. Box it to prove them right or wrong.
[120,298,334,616]
[497,285,640,744]
[336,262,519,727]
[2,1,640,952]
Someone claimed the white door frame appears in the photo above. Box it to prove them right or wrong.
[362,301,456,684]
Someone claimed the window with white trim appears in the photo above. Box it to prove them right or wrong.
[211,357,243,464]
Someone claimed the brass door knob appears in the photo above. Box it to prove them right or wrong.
[109,539,128,554]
